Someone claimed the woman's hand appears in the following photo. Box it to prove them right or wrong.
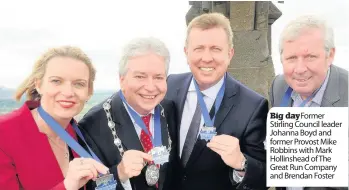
[63,158,109,190]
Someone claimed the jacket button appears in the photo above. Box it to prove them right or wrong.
[183,175,187,181]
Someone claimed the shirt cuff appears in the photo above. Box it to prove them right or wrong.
[231,169,244,183]
[121,179,132,190]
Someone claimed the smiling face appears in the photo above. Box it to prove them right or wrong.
[119,52,167,115]
[281,28,334,98]
[35,56,91,122]
[185,27,234,90]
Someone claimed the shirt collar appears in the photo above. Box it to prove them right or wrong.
[291,67,331,105]
[122,101,154,124]
[188,75,225,100]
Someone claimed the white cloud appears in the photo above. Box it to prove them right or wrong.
[0,0,190,90]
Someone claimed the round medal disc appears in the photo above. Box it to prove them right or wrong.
[145,164,159,186]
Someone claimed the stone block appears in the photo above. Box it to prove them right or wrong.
[229,1,255,31]
[228,57,275,99]
[186,6,201,25]
[230,30,270,68]
[255,1,270,30]
[212,1,228,16]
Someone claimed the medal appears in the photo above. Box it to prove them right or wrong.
[95,173,117,190]
[199,126,217,141]
[193,75,225,141]
[116,92,173,186]
[149,146,170,165]
[145,164,160,186]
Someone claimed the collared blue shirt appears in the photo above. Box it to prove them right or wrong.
[291,68,330,107]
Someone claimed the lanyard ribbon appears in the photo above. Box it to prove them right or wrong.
[280,70,329,107]
[280,87,319,107]
[37,106,101,163]
[118,91,162,147]
[193,75,226,127]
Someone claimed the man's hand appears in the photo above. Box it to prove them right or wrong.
[207,135,245,170]
[117,150,153,182]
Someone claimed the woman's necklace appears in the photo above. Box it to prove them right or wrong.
[34,109,70,159]
[46,135,70,159]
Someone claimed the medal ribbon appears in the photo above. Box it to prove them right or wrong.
[193,75,225,127]
[37,106,101,163]
[280,87,320,107]
[118,91,162,147]
[280,70,329,107]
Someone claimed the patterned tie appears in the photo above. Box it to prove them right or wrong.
[140,114,159,188]
[140,114,153,153]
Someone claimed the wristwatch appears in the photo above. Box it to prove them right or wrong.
[234,156,247,172]
[232,169,244,183]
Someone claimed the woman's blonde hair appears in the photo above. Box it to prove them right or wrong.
[15,46,96,101]
[186,12,234,48]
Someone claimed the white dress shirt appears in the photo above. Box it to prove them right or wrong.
[119,102,155,190]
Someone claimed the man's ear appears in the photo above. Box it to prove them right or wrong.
[184,46,188,55]
[184,46,191,66]
[228,47,235,61]
[327,48,335,67]
[119,74,125,91]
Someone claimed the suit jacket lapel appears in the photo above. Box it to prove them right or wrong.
[213,75,237,131]
[175,74,192,135]
[275,77,293,107]
[111,93,143,152]
[321,65,340,107]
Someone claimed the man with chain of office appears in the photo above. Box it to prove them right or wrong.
[78,37,177,190]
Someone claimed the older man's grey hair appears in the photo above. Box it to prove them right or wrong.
[118,37,170,76]
[279,15,335,57]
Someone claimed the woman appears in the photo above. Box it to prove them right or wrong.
[0,46,109,190]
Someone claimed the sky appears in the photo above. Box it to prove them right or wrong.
[0,0,348,90]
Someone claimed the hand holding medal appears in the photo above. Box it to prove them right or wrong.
[64,158,109,190]
[118,91,170,186]
[37,106,117,190]
[206,135,245,170]
[117,150,153,182]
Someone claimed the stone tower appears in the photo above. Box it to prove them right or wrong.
[185,1,282,99]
